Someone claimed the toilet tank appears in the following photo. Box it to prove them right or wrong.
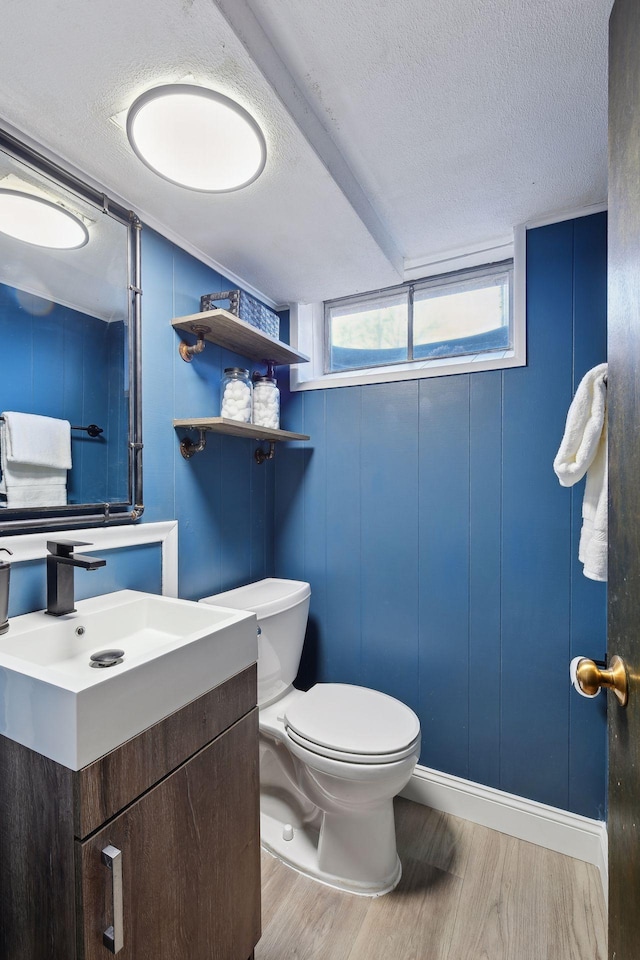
[200,578,310,706]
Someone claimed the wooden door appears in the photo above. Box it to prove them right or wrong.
[608,1,640,957]
[77,710,261,960]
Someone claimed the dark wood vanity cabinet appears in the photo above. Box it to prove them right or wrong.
[0,664,261,960]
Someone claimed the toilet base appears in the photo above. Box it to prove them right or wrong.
[260,808,402,897]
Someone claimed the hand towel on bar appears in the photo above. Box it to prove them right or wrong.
[0,484,68,508]
[2,411,71,469]
[0,414,70,507]
[553,362,608,582]
[0,455,68,489]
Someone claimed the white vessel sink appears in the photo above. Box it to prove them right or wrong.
[0,589,257,770]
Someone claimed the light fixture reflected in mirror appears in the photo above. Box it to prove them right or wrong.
[0,125,143,534]
[126,84,267,193]
[0,188,89,249]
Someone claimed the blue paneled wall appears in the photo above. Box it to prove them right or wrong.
[0,284,125,503]
[7,228,274,616]
[274,213,608,819]
[3,214,606,819]
[141,230,274,600]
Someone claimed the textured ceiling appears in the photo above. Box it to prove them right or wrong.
[248,0,611,259]
[0,0,612,306]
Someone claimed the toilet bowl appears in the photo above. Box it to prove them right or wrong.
[200,578,421,896]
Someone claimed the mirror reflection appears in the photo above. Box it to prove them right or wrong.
[0,132,142,530]
[0,285,128,506]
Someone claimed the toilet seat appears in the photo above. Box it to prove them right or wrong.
[285,726,420,764]
[283,683,420,765]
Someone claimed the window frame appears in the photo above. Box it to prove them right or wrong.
[289,227,527,392]
[324,286,411,373]
[323,260,514,375]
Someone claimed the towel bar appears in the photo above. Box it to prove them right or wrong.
[0,417,103,437]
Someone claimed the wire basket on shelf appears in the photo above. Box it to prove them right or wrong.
[200,289,279,340]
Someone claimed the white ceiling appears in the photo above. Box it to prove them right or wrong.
[0,0,611,307]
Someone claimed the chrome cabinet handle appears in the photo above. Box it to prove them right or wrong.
[101,844,124,953]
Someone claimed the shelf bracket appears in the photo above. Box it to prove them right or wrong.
[178,324,211,362]
[255,441,276,464]
[179,429,207,459]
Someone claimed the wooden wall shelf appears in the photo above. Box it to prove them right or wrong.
[172,309,309,366]
[173,417,309,443]
[172,310,310,463]
[173,417,310,463]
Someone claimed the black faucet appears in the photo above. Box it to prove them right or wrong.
[45,540,106,617]
[0,547,13,634]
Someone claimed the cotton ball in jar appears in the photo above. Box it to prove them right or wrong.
[252,376,280,429]
[220,368,252,423]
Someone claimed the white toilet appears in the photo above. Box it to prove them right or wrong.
[201,578,421,896]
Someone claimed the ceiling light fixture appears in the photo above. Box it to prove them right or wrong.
[126,84,267,193]
[0,189,89,249]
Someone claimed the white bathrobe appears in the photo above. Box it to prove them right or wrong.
[553,363,607,582]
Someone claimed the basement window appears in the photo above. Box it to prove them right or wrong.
[289,232,526,392]
[325,261,513,374]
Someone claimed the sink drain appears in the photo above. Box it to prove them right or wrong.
[90,649,125,668]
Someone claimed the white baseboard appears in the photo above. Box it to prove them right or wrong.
[401,764,608,904]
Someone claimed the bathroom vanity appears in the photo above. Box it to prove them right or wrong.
[0,664,261,960]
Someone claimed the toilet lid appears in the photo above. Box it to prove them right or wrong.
[284,683,420,758]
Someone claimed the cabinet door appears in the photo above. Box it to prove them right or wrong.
[77,709,260,960]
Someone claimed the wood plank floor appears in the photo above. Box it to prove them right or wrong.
[256,798,606,960]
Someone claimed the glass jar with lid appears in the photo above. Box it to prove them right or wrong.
[252,374,280,429]
[220,367,252,422]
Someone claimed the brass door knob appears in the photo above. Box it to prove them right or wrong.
[576,655,629,706]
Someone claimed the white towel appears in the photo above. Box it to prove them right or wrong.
[553,363,608,582]
[1,411,71,468]
[0,414,70,508]
[0,457,67,489]
[0,485,67,508]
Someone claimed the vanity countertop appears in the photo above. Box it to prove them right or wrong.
[0,589,257,769]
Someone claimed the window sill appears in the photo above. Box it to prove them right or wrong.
[290,349,524,391]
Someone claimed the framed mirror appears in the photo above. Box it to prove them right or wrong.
[0,128,142,533]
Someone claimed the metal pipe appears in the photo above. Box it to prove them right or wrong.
[179,430,207,459]
[0,138,145,533]
[0,126,133,227]
[130,214,144,515]
[0,511,130,533]
[178,327,209,362]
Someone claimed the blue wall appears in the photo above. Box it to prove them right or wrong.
[4,215,606,818]
[7,227,275,617]
[274,213,608,819]
[141,229,274,600]
[0,284,126,504]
